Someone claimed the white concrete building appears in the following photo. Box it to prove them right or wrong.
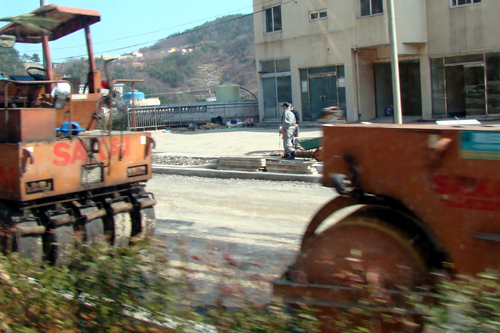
[253,0,500,122]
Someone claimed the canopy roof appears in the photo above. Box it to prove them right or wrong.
[0,5,100,44]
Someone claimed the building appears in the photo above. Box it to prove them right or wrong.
[253,0,500,122]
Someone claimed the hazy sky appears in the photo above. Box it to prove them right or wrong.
[2,0,254,61]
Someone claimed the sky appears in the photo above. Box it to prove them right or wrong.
[1,0,254,62]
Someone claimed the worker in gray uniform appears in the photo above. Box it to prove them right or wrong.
[290,104,300,150]
[279,102,296,160]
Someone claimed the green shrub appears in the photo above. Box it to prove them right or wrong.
[413,273,500,332]
[320,269,500,333]
[0,239,319,332]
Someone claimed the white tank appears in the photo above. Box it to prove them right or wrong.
[216,82,240,102]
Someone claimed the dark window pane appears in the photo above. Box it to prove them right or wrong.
[263,78,277,118]
[300,70,310,120]
[265,8,273,33]
[473,0,481,3]
[445,54,483,65]
[339,86,347,112]
[372,0,383,14]
[310,12,319,20]
[458,0,467,5]
[338,65,345,78]
[431,58,446,117]
[276,58,290,73]
[273,6,282,31]
[360,0,370,16]
[486,53,500,114]
[309,66,336,75]
[261,60,275,74]
[319,11,328,18]
[277,76,292,106]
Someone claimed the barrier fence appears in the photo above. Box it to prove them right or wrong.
[127,101,259,131]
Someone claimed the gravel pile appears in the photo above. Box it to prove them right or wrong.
[153,155,218,166]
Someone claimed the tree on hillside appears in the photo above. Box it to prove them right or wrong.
[0,47,24,75]
[32,53,41,63]
[57,59,88,81]
[21,53,31,62]
[148,52,196,88]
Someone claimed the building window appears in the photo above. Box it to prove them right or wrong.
[359,0,383,17]
[260,58,292,119]
[310,10,328,21]
[430,53,500,118]
[265,5,282,33]
[451,0,481,7]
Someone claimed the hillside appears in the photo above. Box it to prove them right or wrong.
[56,14,257,104]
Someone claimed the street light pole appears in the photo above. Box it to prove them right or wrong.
[387,0,403,124]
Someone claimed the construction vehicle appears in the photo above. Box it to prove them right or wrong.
[0,5,156,265]
[274,123,500,331]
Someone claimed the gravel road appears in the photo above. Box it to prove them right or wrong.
[146,173,335,304]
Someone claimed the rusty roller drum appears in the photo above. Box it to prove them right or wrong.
[284,212,431,332]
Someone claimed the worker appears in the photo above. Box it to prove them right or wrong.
[290,104,300,149]
[279,102,296,160]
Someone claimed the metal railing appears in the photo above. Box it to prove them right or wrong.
[127,101,259,131]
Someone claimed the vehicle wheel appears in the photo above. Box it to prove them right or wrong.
[128,188,156,239]
[314,148,323,161]
[108,200,132,248]
[77,204,105,243]
[0,203,14,255]
[0,203,44,262]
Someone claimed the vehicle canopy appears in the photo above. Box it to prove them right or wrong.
[0,5,100,43]
[0,5,101,87]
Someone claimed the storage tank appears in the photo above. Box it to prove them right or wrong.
[216,82,240,102]
[123,90,145,100]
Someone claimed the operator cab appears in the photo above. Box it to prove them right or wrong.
[0,5,103,129]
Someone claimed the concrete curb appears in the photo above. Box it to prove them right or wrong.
[152,164,322,183]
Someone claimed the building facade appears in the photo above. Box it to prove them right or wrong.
[253,0,500,122]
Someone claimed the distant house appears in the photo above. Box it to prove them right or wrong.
[132,50,143,58]
[132,62,146,68]
[253,0,500,122]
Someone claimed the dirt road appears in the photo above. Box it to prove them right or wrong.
[151,127,323,158]
[146,173,334,304]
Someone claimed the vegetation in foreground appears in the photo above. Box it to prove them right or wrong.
[1,236,499,333]
[0,239,319,332]
[330,269,500,332]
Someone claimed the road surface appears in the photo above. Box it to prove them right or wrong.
[146,173,334,304]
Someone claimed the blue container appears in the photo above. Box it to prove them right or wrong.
[123,90,145,100]
[56,121,85,136]
[385,106,394,116]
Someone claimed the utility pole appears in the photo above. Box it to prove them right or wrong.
[387,0,403,124]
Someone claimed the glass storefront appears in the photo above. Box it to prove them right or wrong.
[431,53,500,117]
